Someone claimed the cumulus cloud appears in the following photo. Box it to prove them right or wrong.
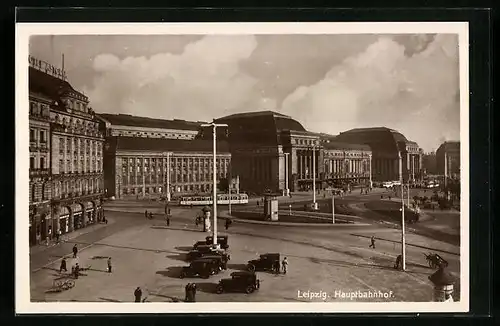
[281,34,460,151]
[83,35,260,122]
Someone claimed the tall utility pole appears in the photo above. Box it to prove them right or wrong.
[399,151,406,271]
[444,151,448,188]
[369,153,373,189]
[201,121,228,248]
[312,145,318,210]
[284,152,290,196]
[331,192,335,224]
[228,164,232,215]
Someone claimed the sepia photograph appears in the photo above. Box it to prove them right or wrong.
[16,22,469,313]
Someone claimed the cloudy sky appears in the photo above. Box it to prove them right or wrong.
[29,33,461,152]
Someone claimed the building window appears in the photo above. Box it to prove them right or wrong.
[30,157,35,169]
[59,159,64,173]
[40,130,46,143]
[40,157,45,169]
[30,129,35,142]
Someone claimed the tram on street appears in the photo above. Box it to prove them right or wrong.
[180,193,249,206]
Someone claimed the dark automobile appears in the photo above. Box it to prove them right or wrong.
[187,248,231,262]
[247,253,280,272]
[202,255,227,271]
[193,241,209,250]
[205,235,229,249]
[216,271,260,294]
[180,258,219,279]
[192,244,213,252]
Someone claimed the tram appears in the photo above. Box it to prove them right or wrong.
[180,193,249,206]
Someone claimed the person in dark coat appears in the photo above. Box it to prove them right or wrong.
[72,244,78,258]
[59,258,67,273]
[369,236,376,249]
[107,257,112,273]
[134,287,142,302]
[225,219,231,230]
[166,215,170,226]
[74,263,80,279]
[191,283,197,302]
[145,210,148,219]
[394,255,402,269]
[185,283,192,302]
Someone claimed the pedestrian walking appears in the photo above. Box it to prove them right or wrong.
[134,287,142,302]
[225,218,232,230]
[145,210,148,219]
[166,215,170,226]
[191,283,197,302]
[59,258,67,273]
[369,236,376,249]
[185,283,192,302]
[73,263,80,279]
[55,229,61,243]
[282,257,288,274]
[107,257,112,273]
[72,244,78,258]
[394,254,402,269]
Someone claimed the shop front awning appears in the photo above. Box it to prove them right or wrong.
[85,201,94,212]
[59,206,70,218]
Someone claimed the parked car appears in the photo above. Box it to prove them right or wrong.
[216,271,260,294]
[247,253,280,272]
[187,249,230,263]
[206,235,229,249]
[202,255,227,271]
[179,258,219,279]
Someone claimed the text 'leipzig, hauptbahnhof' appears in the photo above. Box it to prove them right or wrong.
[29,56,430,246]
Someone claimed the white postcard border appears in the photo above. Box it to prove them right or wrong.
[15,22,470,314]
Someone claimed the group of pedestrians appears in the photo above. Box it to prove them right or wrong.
[273,257,288,274]
[368,236,404,270]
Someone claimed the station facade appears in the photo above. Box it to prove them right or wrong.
[98,114,231,199]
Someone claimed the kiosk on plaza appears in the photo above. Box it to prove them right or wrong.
[263,192,280,221]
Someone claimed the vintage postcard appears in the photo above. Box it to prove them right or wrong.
[16,22,469,313]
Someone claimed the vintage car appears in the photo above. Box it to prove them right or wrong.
[193,241,210,250]
[179,258,220,279]
[202,255,227,271]
[216,271,260,294]
[247,253,280,272]
[205,235,229,249]
[187,248,231,262]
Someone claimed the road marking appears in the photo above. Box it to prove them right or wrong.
[32,243,95,273]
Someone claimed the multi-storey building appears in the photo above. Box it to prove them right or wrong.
[29,63,105,240]
[436,141,460,179]
[98,114,231,199]
[214,111,373,194]
[333,127,423,183]
[29,87,52,246]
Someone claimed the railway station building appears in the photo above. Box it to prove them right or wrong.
[98,114,231,199]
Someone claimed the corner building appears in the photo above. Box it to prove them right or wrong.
[98,114,231,198]
[436,141,460,178]
[29,67,105,237]
[29,83,52,246]
[333,127,423,183]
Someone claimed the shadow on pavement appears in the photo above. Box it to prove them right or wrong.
[299,255,429,276]
[156,266,184,279]
[226,263,248,271]
[148,292,183,302]
[175,246,192,252]
[191,282,218,294]
[166,253,187,262]
[99,297,122,302]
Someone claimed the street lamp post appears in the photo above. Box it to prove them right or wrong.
[331,191,335,224]
[284,152,290,197]
[201,121,228,248]
[312,145,318,210]
[166,152,171,202]
[399,151,406,271]
[369,153,373,189]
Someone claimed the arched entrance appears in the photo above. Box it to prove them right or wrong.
[85,201,96,224]
[71,203,84,230]
[59,206,71,234]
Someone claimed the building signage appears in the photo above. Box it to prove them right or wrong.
[28,55,67,80]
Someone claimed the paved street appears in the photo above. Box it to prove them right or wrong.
[30,198,461,303]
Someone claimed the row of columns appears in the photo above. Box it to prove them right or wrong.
[296,150,319,179]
